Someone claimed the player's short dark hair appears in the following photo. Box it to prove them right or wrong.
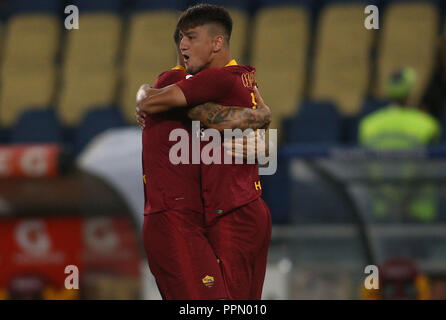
[173,27,181,46]
[177,3,232,42]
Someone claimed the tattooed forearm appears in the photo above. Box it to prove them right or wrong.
[187,102,223,124]
[187,102,271,132]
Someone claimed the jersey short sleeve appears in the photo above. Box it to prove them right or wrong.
[176,68,235,106]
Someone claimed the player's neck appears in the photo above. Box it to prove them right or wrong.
[209,50,232,69]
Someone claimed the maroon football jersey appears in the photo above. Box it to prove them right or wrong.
[176,60,262,225]
[142,66,203,215]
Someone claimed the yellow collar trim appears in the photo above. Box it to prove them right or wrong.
[171,65,186,71]
[225,59,238,67]
[172,61,236,71]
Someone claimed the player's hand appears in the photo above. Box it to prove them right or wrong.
[136,84,152,104]
[136,84,152,129]
[135,106,146,129]
[223,130,266,161]
[253,86,271,129]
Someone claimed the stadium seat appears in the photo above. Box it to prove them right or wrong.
[251,3,310,141]
[310,1,375,116]
[286,101,341,144]
[11,109,63,144]
[226,7,249,63]
[1,69,56,127]
[59,70,119,127]
[0,128,10,144]
[62,14,122,75]
[58,13,122,127]
[360,97,389,116]
[341,116,360,145]
[376,1,439,107]
[120,10,178,122]
[0,14,59,127]
[74,107,126,155]
[2,15,59,70]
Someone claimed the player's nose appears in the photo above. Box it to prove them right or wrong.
[180,38,189,51]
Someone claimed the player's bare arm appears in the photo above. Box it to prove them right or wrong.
[136,100,270,131]
[187,87,271,131]
[187,103,266,131]
[135,84,158,128]
[138,84,187,114]
[136,86,271,131]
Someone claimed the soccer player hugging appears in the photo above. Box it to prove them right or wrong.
[136,4,274,300]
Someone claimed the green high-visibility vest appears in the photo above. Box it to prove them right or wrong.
[359,105,441,149]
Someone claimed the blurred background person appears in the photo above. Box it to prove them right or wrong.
[358,68,441,223]
[359,67,441,150]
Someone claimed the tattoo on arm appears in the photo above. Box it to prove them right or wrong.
[187,102,271,131]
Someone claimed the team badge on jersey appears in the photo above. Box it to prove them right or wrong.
[202,275,215,288]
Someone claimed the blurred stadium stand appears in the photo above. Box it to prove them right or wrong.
[310,0,375,116]
[0,0,445,300]
[251,0,310,141]
[10,109,63,144]
[0,9,60,127]
[74,107,126,155]
[0,0,441,146]
[375,0,439,107]
[285,100,342,144]
[120,1,179,122]
[58,0,122,126]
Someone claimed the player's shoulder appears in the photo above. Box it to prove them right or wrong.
[225,64,256,74]
[196,64,255,78]
[155,67,188,88]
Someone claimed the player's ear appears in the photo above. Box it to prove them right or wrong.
[212,35,224,52]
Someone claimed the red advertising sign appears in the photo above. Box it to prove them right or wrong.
[0,217,83,299]
[0,216,141,299]
[0,144,60,179]
[82,217,141,276]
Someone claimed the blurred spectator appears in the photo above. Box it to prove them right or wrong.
[358,68,441,223]
[359,68,441,149]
